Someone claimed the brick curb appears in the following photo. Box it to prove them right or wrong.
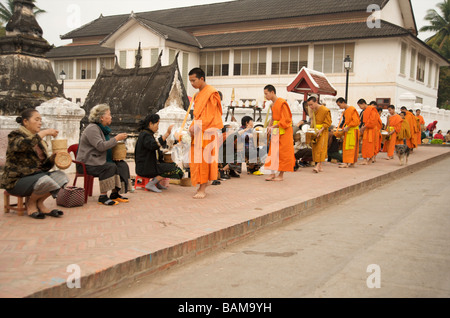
[25,150,450,298]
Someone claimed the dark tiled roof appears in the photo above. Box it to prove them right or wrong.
[46,44,115,58]
[61,0,387,39]
[123,17,200,47]
[82,56,190,134]
[196,20,410,48]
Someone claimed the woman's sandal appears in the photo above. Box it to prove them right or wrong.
[98,198,119,206]
[45,209,64,218]
[29,212,45,219]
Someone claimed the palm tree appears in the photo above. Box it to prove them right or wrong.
[419,0,450,59]
[0,0,46,25]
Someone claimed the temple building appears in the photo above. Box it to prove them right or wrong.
[46,0,448,112]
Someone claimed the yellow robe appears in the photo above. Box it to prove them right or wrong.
[311,105,332,163]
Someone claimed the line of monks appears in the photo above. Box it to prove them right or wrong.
[308,97,425,171]
[187,67,427,199]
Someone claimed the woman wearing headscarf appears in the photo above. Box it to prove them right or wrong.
[0,108,69,219]
[76,104,131,205]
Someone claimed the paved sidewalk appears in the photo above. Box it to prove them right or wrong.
[0,147,449,298]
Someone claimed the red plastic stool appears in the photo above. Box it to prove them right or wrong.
[134,176,151,191]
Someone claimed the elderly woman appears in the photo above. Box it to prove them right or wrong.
[0,109,69,219]
[134,114,184,193]
[76,104,131,205]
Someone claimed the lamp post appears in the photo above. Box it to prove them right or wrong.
[59,70,66,94]
[344,55,352,102]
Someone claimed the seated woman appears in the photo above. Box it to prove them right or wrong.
[434,130,445,141]
[218,124,242,180]
[238,116,266,175]
[0,108,69,219]
[445,130,450,143]
[134,114,184,193]
[76,104,131,206]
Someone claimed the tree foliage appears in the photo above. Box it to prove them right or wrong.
[420,1,450,109]
[0,0,45,25]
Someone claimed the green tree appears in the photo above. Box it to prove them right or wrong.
[0,0,46,25]
[420,1,450,109]
[437,67,450,109]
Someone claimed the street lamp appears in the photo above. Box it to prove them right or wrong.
[344,55,352,102]
[59,70,66,94]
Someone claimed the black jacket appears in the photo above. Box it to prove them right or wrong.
[134,129,167,178]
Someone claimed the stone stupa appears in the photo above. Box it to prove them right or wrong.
[0,0,64,116]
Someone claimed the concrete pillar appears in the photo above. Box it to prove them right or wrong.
[0,116,21,168]
[398,92,416,111]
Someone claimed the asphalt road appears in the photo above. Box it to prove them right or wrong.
[101,157,450,298]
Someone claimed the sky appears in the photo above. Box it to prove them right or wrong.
[27,0,443,46]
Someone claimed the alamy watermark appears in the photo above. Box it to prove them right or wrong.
[66,264,81,289]
[367,4,381,29]
[366,264,381,288]
[66,4,81,29]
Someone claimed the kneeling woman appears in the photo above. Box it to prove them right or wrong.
[0,109,69,219]
[135,114,184,193]
[77,104,131,205]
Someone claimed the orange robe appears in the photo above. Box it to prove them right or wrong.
[342,106,360,164]
[385,114,403,157]
[375,113,383,155]
[189,85,223,186]
[404,112,418,149]
[311,105,332,163]
[264,98,295,172]
[416,115,425,145]
[361,106,381,159]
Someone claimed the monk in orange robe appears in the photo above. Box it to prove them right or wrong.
[374,106,383,160]
[415,109,425,145]
[264,85,295,181]
[357,99,382,165]
[188,68,223,199]
[307,96,332,173]
[336,98,360,168]
[385,105,403,160]
[400,107,418,150]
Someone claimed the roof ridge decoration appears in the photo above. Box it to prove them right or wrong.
[287,67,337,97]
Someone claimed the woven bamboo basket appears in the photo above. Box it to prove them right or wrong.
[163,152,173,163]
[180,178,192,187]
[112,143,127,161]
[55,151,72,170]
[52,139,68,153]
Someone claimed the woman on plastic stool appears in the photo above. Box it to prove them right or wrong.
[134,114,184,193]
[76,104,131,206]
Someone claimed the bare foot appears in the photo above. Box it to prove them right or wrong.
[26,201,37,216]
[359,161,368,165]
[193,192,207,199]
[313,168,319,173]
[272,177,284,181]
[265,174,276,181]
[385,157,393,160]
[339,164,349,168]
[37,202,51,213]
